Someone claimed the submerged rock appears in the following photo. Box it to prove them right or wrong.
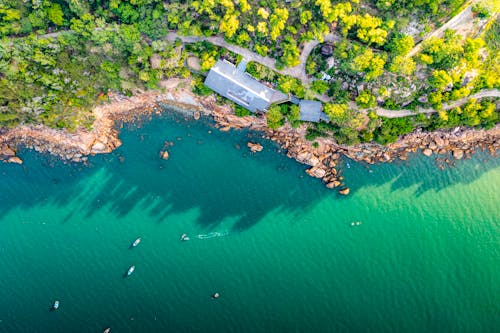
[247,142,263,153]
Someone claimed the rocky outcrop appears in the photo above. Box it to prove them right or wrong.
[1,77,498,191]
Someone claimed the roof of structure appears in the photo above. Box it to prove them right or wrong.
[299,100,330,122]
[204,60,289,113]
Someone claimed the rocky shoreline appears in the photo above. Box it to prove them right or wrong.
[1,78,499,193]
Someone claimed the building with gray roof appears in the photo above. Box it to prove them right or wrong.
[204,59,289,113]
[298,100,330,122]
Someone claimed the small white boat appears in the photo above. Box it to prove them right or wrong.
[180,234,190,241]
[131,237,141,247]
[127,266,135,276]
[103,328,111,333]
[52,300,60,310]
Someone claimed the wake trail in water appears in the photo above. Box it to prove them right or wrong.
[196,230,229,239]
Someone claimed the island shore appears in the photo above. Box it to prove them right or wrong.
[1,79,499,191]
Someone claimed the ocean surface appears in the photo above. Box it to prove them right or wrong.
[0,108,499,333]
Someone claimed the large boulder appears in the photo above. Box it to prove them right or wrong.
[306,167,326,178]
[91,141,108,153]
[434,136,445,148]
[422,148,433,157]
[326,180,341,189]
[339,188,350,195]
[7,156,23,164]
[306,155,320,167]
[453,149,464,160]
[0,145,16,157]
[150,53,162,69]
[321,44,333,56]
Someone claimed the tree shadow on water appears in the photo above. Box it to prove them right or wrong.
[0,113,330,232]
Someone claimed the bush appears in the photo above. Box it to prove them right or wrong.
[266,105,284,129]
[311,80,329,94]
[374,117,414,144]
[234,105,251,117]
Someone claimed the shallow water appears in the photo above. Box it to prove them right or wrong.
[0,110,499,332]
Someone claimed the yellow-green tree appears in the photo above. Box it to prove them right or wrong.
[266,105,284,129]
[220,12,239,38]
[352,49,386,80]
[269,8,288,41]
[324,103,349,124]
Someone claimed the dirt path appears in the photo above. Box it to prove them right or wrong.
[373,89,500,118]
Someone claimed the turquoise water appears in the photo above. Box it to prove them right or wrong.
[0,110,499,332]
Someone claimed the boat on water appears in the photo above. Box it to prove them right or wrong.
[103,328,111,333]
[131,237,141,247]
[180,233,190,241]
[52,300,59,310]
[126,266,135,276]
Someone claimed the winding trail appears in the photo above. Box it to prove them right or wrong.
[166,32,341,84]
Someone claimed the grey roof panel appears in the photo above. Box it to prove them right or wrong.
[204,60,288,113]
[299,100,329,122]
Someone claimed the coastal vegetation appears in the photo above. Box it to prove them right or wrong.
[0,0,498,147]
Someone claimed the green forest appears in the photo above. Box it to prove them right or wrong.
[0,0,498,145]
